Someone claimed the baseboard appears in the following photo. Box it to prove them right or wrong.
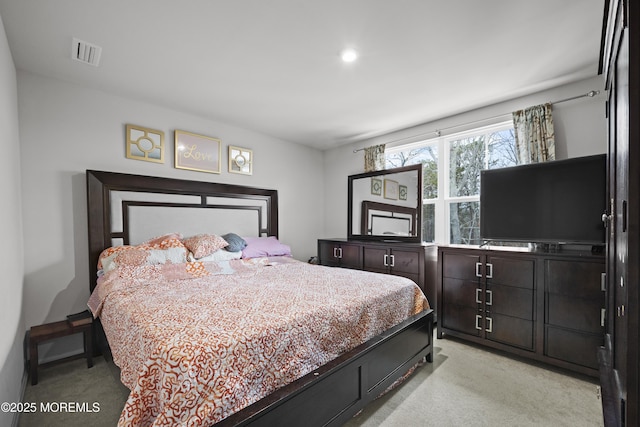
[12,363,28,427]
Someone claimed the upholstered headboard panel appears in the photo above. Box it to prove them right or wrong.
[86,170,278,290]
[361,200,417,236]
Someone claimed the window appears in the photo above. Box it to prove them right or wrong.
[386,122,517,245]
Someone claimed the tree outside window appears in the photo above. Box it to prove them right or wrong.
[385,122,517,245]
[386,145,438,242]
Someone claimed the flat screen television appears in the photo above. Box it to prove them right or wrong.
[480,154,606,245]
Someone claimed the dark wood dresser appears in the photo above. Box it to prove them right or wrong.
[437,245,605,377]
[318,239,438,312]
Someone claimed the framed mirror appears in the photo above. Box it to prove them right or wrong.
[348,164,422,242]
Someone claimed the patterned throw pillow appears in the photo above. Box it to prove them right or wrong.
[97,237,188,273]
[98,233,187,271]
[182,234,229,259]
[143,233,183,246]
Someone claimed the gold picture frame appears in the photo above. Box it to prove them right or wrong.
[228,146,253,175]
[126,124,165,163]
[384,179,399,200]
[371,177,382,196]
[399,184,408,200]
[174,130,222,174]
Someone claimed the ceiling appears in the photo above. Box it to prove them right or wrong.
[0,0,605,150]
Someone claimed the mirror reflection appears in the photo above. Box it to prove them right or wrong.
[348,164,422,242]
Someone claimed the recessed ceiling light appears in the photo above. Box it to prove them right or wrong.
[340,48,358,63]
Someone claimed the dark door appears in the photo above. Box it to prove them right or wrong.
[611,28,629,421]
[601,1,636,424]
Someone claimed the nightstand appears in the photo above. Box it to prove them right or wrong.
[29,318,93,385]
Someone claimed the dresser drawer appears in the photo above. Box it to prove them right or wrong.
[442,253,482,281]
[545,326,602,369]
[545,260,604,299]
[390,249,421,274]
[487,283,534,320]
[547,293,604,333]
[486,256,535,289]
[442,278,478,309]
[487,314,534,351]
[441,304,481,337]
[363,247,387,271]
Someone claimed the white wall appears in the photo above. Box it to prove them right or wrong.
[0,13,25,427]
[322,75,607,239]
[17,72,324,361]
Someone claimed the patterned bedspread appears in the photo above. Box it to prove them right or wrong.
[88,257,429,426]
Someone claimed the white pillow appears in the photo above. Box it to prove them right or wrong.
[187,249,242,262]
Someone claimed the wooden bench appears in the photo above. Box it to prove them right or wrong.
[29,319,93,385]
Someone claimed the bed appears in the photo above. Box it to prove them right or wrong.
[86,169,434,426]
[361,200,417,236]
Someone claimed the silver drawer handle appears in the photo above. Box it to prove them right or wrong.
[389,254,395,267]
[486,263,493,279]
[485,317,493,333]
[475,314,482,330]
[475,288,482,304]
[475,262,482,277]
[486,290,493,306]
[383,254,388,266]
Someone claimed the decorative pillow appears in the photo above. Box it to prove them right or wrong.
[187,249,242,262]
[222,233,248,252]
[97,236,188,272]
[182,234,229,259]
[143,233,183,246]
[241,236,292,259]
[97,245,141,270]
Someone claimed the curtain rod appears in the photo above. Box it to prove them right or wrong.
[353,90,601,153]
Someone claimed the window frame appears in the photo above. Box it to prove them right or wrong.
[385,120,515,245]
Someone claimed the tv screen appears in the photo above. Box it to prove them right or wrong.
[480,154,606,245]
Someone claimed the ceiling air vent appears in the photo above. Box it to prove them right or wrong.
[71,38,102,67]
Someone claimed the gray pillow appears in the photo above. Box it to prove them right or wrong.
[222,233,247,252]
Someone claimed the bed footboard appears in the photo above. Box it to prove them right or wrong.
[217,308,434,427]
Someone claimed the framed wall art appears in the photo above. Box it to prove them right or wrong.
[371,177,382,196]
[174,130,222,174]
[399,184,408,200]
[228,146,253,175]
[126,124,165,163]
[384,179,399,200]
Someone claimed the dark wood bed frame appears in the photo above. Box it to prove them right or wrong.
[360,200,417,236]
[86,169,434,426]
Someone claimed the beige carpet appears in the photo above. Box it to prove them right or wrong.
[19,335,603,427]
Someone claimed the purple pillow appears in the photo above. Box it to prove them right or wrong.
[241,236,291,258]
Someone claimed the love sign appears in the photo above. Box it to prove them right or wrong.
[174,130,221,174]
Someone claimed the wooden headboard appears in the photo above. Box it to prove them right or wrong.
[360,200,417,236]
[86,170,278,291]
